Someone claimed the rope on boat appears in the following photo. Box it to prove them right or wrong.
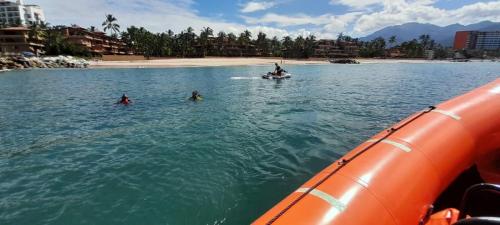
[266,106,437,225]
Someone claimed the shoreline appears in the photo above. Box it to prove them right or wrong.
[89,57,329,69]
[1,57,495,71]
[88,57,497,69]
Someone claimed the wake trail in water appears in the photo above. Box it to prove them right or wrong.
[230,77,260,80]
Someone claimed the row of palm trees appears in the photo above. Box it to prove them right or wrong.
[105,14,449,59]
[360,34,448,58]
[99,14,320,58]
[21,14,448,59]
[119,25,318,58]
[102,15,321,58]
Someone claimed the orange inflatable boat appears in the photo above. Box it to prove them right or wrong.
[254,79,500,225]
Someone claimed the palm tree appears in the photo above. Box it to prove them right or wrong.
[373,37,386,56]
[293,36,305,58]
[216,31,227,56]
[256,32,270,56]
[44,28,67,55]
[227,33,237,44]
[282,36,294,58]
[102,14,120,36]
[28,23,47,56]
[304,35,317,58]
[39,21,50,29]
[177,27,197,57]
[164,30,175,56]
[270,36,282,57]
[337,32,344,43]
[238,30,252,46]
[200,27,213,37]
[429,39,436,50]
[419,34,431,50]
[28,23,46,40]
[199,27,214,57]
[244,30,252,40]
[389,36,397,48]
[237,30,252,56]
[167,29,175,38]
[217,31,227,43]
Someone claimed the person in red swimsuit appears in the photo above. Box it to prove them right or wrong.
[118,94,132,105]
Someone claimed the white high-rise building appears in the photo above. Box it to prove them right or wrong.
[0,0,45,26]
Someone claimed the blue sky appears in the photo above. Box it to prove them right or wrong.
[32,0,500,38]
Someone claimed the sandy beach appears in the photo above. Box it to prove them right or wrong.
[89,57,329,68]
[88,57,487,69]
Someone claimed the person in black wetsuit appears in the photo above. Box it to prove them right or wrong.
[189,91,202,101]
[274,63,284,76]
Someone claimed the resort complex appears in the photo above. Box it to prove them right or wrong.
[313,39,359,58]
[0,26,43,56]
[60,26,132,56]
[0,0,44,26]
[454,31,500,50]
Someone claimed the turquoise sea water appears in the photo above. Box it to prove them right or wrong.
[0,63,499,225]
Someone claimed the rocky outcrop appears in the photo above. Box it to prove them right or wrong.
[0,56,89,70]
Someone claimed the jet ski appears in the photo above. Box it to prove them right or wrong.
[262,72,292,80]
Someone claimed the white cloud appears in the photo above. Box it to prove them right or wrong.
[246,26,290,38]
[243,11,362,38]
[329,0,383,9]
[448,1,500,25]
[241,1,276,13]
[27,0,500,40]
[352,0,500,36]
[243,12,361,27]
[330,0,436,10]
[322,12,362,36]
[243,13,331,27]
[30,0,292,38]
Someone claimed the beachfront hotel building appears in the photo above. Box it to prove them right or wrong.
[313,39,360,58]
[0,0,45,26]
[60,26,132,56]
[454,31,500,50]
[0,26,43,56]
[0,25,133,57]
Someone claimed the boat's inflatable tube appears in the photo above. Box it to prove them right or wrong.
[253,79,500,225]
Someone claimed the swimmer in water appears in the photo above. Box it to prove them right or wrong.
[118,94,131,105]
[189,91,202,101]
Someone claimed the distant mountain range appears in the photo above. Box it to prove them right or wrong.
[360,21,500,47]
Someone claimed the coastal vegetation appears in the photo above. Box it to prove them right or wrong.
[359,34,450,59]
[102,14,120,37]
[113,13,454,59]
[119,25,318,58]
[17,14,459,59]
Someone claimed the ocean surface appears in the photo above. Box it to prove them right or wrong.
[0,62,499,225]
